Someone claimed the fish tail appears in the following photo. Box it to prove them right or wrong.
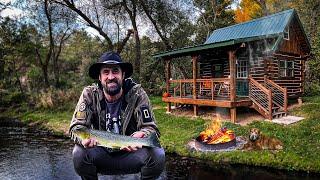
[148,133,161,148]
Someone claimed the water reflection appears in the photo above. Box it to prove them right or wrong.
[0,126,76,180]
[0,118,319,180]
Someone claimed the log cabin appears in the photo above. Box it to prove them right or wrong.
[153,9,311,123]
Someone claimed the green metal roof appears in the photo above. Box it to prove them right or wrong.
[205,9,294,44]
[153,40,236,59]
[154,9,310,59]
[152,34,280,59]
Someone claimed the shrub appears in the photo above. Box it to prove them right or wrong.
[304,81,320,96]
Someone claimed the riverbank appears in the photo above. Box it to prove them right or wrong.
[1,95,320,173]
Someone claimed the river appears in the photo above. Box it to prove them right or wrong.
[0,118,319,180]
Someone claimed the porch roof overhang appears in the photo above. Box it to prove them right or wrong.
[153,34,280,60]
[153,40,235,59]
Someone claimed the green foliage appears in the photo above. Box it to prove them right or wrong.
[193,0,235,43]
[304,82,320,96]
[0,90,26,107]
[27,66,44,89]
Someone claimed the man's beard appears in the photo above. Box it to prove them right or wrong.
[102,79,122,96]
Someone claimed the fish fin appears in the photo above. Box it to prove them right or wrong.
[148,133,161,148]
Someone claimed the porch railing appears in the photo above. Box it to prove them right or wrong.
[249,77,272,119]
[168,78,230,100]
[264,76,288,113]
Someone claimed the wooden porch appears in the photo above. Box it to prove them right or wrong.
[164,78,252,107]
[163,76,288,123]
[164,52,242,123]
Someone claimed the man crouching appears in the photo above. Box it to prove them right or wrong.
[70,51,165,180]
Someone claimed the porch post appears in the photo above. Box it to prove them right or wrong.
[229,51,237,123]
[192,55,198,117]
[165,58,171,113]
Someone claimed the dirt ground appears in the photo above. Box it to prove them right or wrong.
[164,102,301,126]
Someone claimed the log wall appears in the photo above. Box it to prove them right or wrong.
[199,57,229,78]
[268,56,305,97]
[278,16,309,56]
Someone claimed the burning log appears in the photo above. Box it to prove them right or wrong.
[196,115,236,146]
[197,127,235,144]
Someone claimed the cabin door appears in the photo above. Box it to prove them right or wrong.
[236,58,249,96]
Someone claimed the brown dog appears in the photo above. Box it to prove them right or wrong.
[242,128,283,150]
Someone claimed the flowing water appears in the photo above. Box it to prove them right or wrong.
[0,118,319,180]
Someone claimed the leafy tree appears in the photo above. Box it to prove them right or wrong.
[60,29,104,87]
[193,0,235,43]
[234,0,262,23]
[53,0,134,53]
[0,17,37,94]
[15,0,77,87]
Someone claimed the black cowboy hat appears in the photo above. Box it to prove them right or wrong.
[89,51,133,79]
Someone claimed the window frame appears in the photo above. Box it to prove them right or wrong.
[236,58,248,79]
[279,59,294,78]
[284,26,290,40]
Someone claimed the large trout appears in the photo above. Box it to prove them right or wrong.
[72,127,161,149]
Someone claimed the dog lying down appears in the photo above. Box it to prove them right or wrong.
[241,128,283,150]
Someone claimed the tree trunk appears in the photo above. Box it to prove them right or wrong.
[35,48,50,88]
[53,29,71,87]
[53,55,59,87]
[133,28,141,80]
[139,0,171,50]
[122,0,141,79]
[13,60,24,95]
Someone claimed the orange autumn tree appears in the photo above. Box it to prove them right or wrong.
[235,0,262,23]
[235,0,283,23]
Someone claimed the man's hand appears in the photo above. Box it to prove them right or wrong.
[120,131,145,152]
[81,137,98,148]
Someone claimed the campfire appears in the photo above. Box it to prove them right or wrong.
[196,115,236,149]
[187,115,247,152]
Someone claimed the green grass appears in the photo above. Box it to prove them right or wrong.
[3,95,320,173]
[153,96,320,173]
[150,96,165,108]
[154,106,320,172]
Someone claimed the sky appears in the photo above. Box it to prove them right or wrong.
[0,0,23,19]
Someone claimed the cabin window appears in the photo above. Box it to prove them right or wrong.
[211,64,224,78]
[279,60,294,77]
[284,26,290,40]
[236,59,248,78]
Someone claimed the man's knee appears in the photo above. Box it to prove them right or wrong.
[141,147,165,179]
[149,147,165,171]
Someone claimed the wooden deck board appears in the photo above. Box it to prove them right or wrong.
[162,97,252,108]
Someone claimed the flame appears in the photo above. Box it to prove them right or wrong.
[198,114,235,144]
[198,114,222,142]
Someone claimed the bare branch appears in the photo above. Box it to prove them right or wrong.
[44,0,54,65]
[35,48,43,67]
[117,29,134,53]
[59,0,114,50]
[92,0,102,28]
[139,0,172,50]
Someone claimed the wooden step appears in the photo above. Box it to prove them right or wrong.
[272,111,287,119]
[272,106,280,113]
